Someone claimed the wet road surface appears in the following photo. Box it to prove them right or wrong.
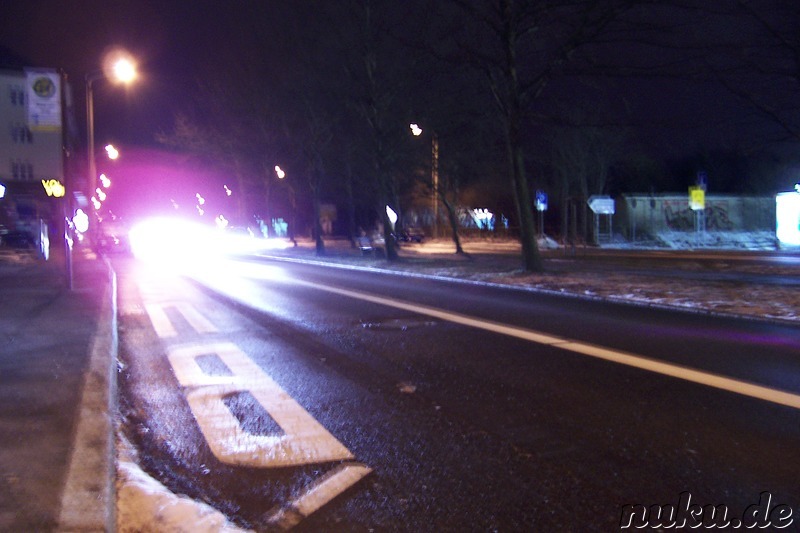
[114,255,800,531]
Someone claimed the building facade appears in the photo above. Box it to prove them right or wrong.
[0,67,64,252]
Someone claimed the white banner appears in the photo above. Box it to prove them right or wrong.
[25,68,61,130]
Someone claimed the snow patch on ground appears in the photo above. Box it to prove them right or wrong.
[116,434,250,533]
[300,232,799,323]
[651,230,779,251]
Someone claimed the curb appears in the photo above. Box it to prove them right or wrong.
[56,258,118,532]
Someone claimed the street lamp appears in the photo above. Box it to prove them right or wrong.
[410,123,439,238]
[86,52,137,220]
[105,144,119,160]
[273,165,297,245]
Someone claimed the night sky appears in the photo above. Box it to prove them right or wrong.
[2,1,798,221]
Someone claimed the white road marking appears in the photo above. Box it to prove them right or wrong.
[144,302,218,338]
[144,303,177,338]
[293,279,800,410]
[139,285,371,527]
[266,463,373,530]
[168,342,354,467]
[175,302,218,334]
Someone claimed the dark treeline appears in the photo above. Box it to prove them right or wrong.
[155,0,800,270]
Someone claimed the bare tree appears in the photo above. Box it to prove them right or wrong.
[438,0,635,271]
[157,62,282,229]
[717,1,800,143]
[332,0,423,261]
[548,119,627,242]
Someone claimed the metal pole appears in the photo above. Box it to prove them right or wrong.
[86,77,96,206]
[432,133,439,239]
[62,70,73,290]
[538,209,543,238]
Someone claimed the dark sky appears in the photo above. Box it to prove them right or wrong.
[2,0,799,215]
[2,0,220,144]
[1,0,782,153]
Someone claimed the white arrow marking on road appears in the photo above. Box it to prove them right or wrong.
[293,279,800,411]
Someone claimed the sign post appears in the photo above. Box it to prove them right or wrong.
[587,195,615,244]
[689,186,706,246]
[535,190,547,238]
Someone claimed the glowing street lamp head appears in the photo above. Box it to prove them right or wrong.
[111,57,136,83]
[410,123,423,136]
[105,144,119,160]
[102,49,138,84]
[275,165,286,179]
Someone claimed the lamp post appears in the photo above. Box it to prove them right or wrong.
[274,165,297,246]
[410,123,439,238]
[85,54,136,223]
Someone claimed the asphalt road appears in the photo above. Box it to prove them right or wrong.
[115,254,800,531]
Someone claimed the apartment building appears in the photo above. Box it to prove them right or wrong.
[0,67,64,251]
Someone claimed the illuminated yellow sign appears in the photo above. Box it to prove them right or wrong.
[42,179,65,198]
[689,186,705,211]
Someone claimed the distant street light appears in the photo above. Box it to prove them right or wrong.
[105,144,119,160]
[86,52,137,222]
[275,165,286,179]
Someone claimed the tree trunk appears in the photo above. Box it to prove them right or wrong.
[501,0,541,272]
[344,160,357,248]
[441,195,465,254]
[380,188,398,260]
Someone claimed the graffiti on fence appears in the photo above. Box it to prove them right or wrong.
[663,200,734,231]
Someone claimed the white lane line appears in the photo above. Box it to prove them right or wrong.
[169,342,354,467]
[175,302,218,334]
[144,303,177,338]
[144,303,218,338]
[267,463,373,530]
[294,279,800,410]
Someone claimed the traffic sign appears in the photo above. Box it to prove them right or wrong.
[689,186,705,211]
[588,195,615,215]
[535,190,548,212]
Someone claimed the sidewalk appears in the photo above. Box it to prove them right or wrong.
[0,244,116,532]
